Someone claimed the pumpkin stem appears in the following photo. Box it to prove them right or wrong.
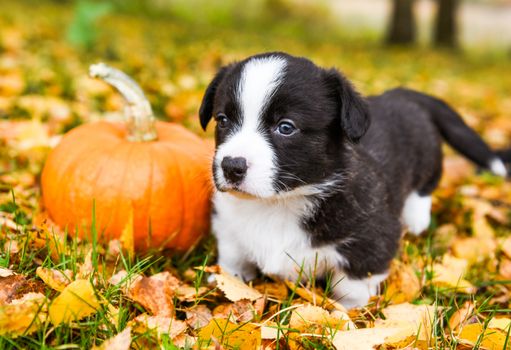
[89,63,158,142]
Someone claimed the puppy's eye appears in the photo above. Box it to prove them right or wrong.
[215,114,229,129]
[276,120,297,136]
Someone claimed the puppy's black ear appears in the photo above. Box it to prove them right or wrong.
[199,66,229,130]
[325,69,370,143]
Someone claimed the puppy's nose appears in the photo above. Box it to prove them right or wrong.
[221,156,248,184]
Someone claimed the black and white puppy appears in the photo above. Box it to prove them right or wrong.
[199,52,507,308]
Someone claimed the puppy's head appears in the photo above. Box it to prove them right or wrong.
[199,52,369,198]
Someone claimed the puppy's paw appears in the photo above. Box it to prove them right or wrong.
[402,192,431,235]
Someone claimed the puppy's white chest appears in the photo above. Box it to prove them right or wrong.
[212,192,343,280]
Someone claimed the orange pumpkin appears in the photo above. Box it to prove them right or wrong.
[41,63,213,251]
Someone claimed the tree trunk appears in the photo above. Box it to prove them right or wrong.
[387,0,416,45]
[434,0,459,48]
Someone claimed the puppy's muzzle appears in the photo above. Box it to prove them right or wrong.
[221,156,248,185]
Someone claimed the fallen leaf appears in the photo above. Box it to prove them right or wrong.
[127,271,179,317]
[284,280,347,312]
[175,284,208,302]
[384,260,421,304]
[0,267,14,278]
[501,237,511,260]
[93,327,131,350]
[77,249,94,279]
[499,258,511,279]
[131,314,187,339]
[290,304,351,332]
[0,274,45,305]
[49,279,100,324]
[186,304,213,329]
[36,267,73,292]
[332,326,415,350]
[448,301,475,332]
[457,323,511,349]
[0,292,47,338]
[198,318,261,349]
[376,302,437,342]
[431,255,476,293]
[214,269,262,302]
[488,318,511,332]
[452,237,496,264]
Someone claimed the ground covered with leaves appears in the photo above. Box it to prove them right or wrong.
[2,1,511,349]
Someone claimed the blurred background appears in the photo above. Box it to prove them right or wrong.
[1,0,511,146]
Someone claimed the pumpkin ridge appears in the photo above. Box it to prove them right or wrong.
[159,141,187,248]
[50,140,116,234]
[88,141,124,239]
[109,143,136,242]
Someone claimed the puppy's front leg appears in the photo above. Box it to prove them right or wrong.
[216,238,257,282]
[332,270,388,309]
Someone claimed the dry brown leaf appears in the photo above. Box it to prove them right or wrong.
[284,280,347,312]
[0,267,14,278]
[499,258,511,279]
[488,318,511,332]
[448,301,475,332]
[186,305,213,329]
[36,267,73,292]
[290,304,352,333]
[431,255,476,293]
[254,281,288,302]
[501,237,511,260]
[198,318,261,349]
[0,274,45,305]
[452,237,496,264]
[332,326,415,350]
[457,323,511,349]
[213,299,263,323]
[127,271,179,317]
[214,269,262,302]
[0,292,47,338]
[93,327,131,350]
[376,302,437,342]
[131,314,187,339]
[384,260,421,304]
[49,279,100,325]
[77,249,94,279]
[175,284,208,302]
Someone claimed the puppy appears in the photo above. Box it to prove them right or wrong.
[199,52,507,308]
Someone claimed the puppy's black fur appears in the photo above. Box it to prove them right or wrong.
[200,52,503,280]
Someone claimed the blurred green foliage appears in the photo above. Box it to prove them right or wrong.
[66,1,112,49]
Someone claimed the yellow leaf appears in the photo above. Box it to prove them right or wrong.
[198,318,261,348]
[49,279,100,325]
[289,304,352,333]
[448,301,475,332]
[431,255,476,293]
[452,237,496,264]
[214,269,262,302]
[332,327,414,350]
[384,260,421,304]
[0,292,47,338]
[284,280,347,312]
[377,302,437,342]
[36,267,73,292]
[458,323,511,350]
[130,314,187,339]
[93,327,131,350]
[120,208,135,256]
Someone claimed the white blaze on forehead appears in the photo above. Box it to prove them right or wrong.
[214,56,287,198]
[237,56,287,126]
